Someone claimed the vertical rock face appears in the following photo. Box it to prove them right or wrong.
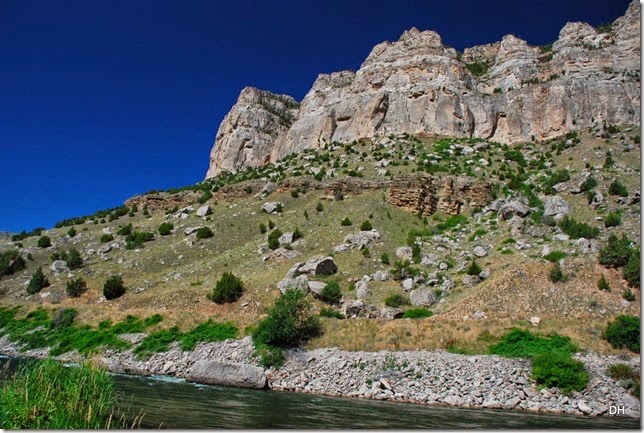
[205,1,640,179]
[205,87,299,178]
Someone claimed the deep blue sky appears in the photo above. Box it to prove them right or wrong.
[0,0,632,232]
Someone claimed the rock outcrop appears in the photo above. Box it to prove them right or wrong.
[386,174,492,216]
[206,87,299,178]
[206,1,640,178]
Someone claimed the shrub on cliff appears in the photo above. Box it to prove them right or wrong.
[99,233,114,243]
[531,352,589,394]
[209,272,244,304]
[267,229,282,250]
[65,248,82,270]
[37,236,51,248]
[320,281,342,304]
[158,222,174,236]
[195,227,214,239]
[0,250,26,277]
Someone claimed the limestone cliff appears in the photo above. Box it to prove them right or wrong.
[206,1,640,178]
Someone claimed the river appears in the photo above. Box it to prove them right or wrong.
[1,356,640,429]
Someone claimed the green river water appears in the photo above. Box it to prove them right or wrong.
[1,356,641,429]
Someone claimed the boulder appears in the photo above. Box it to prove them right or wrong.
[507,215,524,235]
[102,227,112,235]
[264,247,301,261]
[372,270,389,281]
[308,281,327,296]
[380,307,404,319]
[544,195,570,217]
[261,202,282,213]
[278,232,295,245]
[462,275,481,287]
[50,260,68,273]
[410,288,437,307]
[402,278,414,291]
[184,227,198,235]
[472,310,486,320]
[396,246,413,261]
[473,246,487,258]
[356,281,371,299]
[186,360,266,389]
[344,230,380,249]
[344,300,365,317]
[500,200,531,220]
[286,262,304,278]
[530,316,541,326]
[299,256,338,276]
[277,275,309,294]
[479,269,491,280]
[261,182,278,195]
[196,205,212,217]
[421,254,439,266]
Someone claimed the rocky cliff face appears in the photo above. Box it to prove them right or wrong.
[205,87,299,179]
[206,1,640,178]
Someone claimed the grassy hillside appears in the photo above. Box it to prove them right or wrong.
[0,124,640,355]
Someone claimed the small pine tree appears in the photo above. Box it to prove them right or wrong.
[411,243,421,264]
[27,267,49,295]
[604,212,622,228]
[100,233,114,243]
[549,262,565,283]
[599,234,632,267]
[597,274,611,292]
[608,179,628,197]
[623,249,640,288]
[259,223,267,234]
[268,220,276,230]
[316,202,324,212]
[67,227,77,237]
[304,210,309,220]
[320,281,342,304]
[466,260,482,276]
[103,275,126,300]
[66,248,83,270]
[196,227,214,239]
[268,229,282,250]
[209,272,244,304]
[66,277,88,298]
[381,253,390,265]
[158,222,174,236]
[340,217,352,226]
[292,227,303,241]
[604,150,614,168]
[359,220,373,231]
[623,289,636,302]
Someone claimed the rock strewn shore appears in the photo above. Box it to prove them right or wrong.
[0,335,639,418]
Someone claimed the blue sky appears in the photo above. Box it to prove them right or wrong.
[0,0,631,232]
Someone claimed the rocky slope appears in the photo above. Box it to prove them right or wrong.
[206,1,640,178]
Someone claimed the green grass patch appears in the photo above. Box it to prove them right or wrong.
[402,308,433,319]
[489,328,577,358]
[0,358,117,429]
[543,250,566,262]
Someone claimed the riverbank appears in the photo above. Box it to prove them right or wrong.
[0,335,639,419]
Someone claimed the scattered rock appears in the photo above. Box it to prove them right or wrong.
[49,260,68,273]
[473,246,487,258]
[462,275,481,288]
[196,205,212,217]
[277,275,309,294]
[402,278,414,291]
[396,246,413,261]
[187,360,267,389]
[299,257,338,276]
[544,195,571,217]
[261,202,282,214]
[409,288,437,307]
[530,316,541,326]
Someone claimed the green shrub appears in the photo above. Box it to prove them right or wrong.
[198,190,213,204]
[252,289,321,349]
[259,223,267,234]
[255,344,286,368]
[267,229,282,250]
[391,260,419,281]
[125,230,154,249]
[360,220,373,231]
[604,212,622,228]
[27,268,50,295]
[597,274,611,292]
[99,233,114,243]
[411,243,421,264]
[623,289,636,302]
[599,234,632,267]
[319,307,344,319]
[580,176,598,192]
[340,217,352,226]
[37,236,51,248]
[290,189,299,198]
[623,248,640,288]
[549,262,565,282]
[0,358,116,429]
[134,326,181,359]
[0,250,26,277]
[603,315,640,352]
[489,328,578,358]
[50,308,78,329]
[558,215,599,239]
[380,253,390,265]
[293,227,303,241]
[320,281,342,304]
[436,214,468,232]
[209,272,244,304]
[531,351,589,394]
[268,220,275,230]
[544,250,566,262]
[195,227,214,239]
[608,179,628,197]
[66,277,88,298]
[384,293,410,308]
[402,308,433,319]
[466,260,482,276]
[66,248,82,270]
[316,202,324,212]
[604,151,614,168]
[464,61,489,77]
[158,222,174,236]
[67,227,77,237]
[116,223,132,236]
[103,275,126,300]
